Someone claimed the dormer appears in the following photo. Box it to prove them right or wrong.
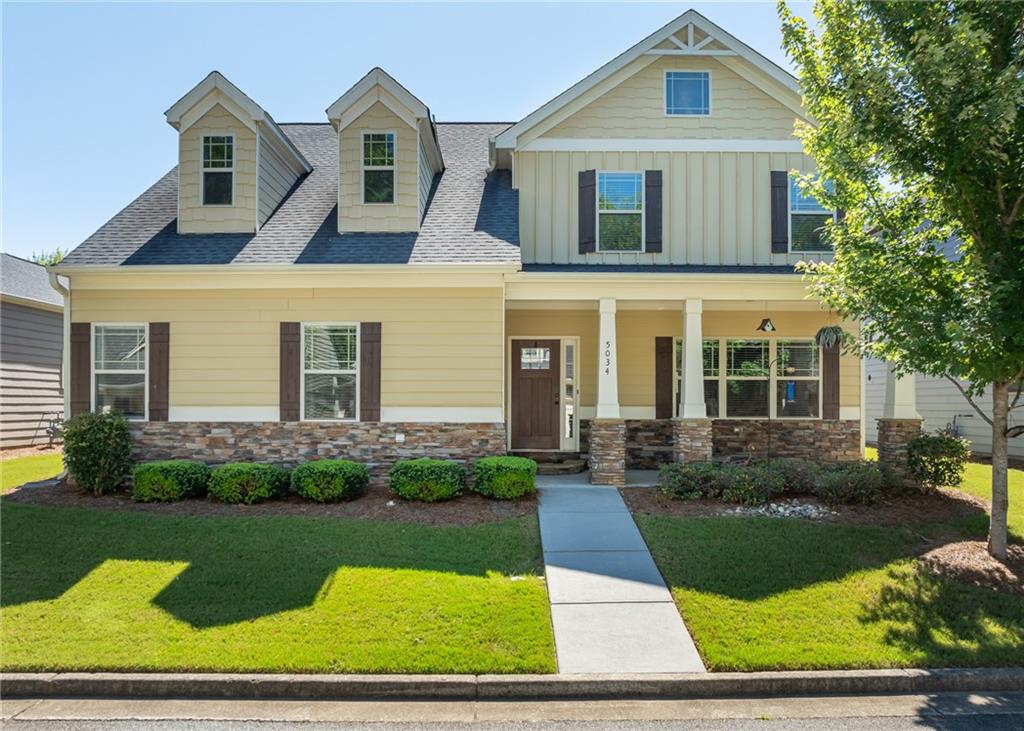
[327,68,444,233]
[165,72,311,234]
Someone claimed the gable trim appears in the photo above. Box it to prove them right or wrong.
[326,68,428,123]
[336,87,419,132]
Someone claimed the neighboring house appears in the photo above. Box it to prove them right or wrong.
[1,254,64,450]
[865,360,1024,460]
[52,10,865,485]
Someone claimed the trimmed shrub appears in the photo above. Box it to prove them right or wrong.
[718,463,785,506]
[659,461,724,500]
[208,463,290,504]
[62,411,133,496]
[291,460,369,502]
[758,458,822,495]
[389,458,464,502]
[132,460,210,502]
[907,431,970,490]
[472,456,537,500]
[814,462,887,504]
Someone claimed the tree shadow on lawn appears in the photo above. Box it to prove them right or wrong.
[0,503,542,628]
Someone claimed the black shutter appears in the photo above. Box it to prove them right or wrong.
[578,169,596,254]
[360,322,382,422]
[822,342,840,420]
[655,336,673,419]
[770,170,789,253]
[69,323,90,418]
[279,322,300,421]
[645,170,663,253]
[148,323,169,421]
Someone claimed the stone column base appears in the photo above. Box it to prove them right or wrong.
[877,418,923,487]
[672,418,713,463]
[589,419,626,486]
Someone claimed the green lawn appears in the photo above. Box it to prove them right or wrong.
[636,515,1024,671]
[1,453,63,494]
[0,504,556,674]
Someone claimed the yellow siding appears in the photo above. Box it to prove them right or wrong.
[178,102,257,234]
[338,102,419,232]
[516,150,826,267]
[544,57,799,140]
[507,309,860,410]
[73,288,503,409]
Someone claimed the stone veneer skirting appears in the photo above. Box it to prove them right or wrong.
[129,422,507,485]
[672,419,714,463]
[876,418,923,487]
[589,419,626,486]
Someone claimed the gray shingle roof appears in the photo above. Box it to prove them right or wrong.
[61,123,520,267]
[1,254,63,307]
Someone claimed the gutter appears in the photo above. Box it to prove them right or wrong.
[50,262,521,276]
[47,271,71,471]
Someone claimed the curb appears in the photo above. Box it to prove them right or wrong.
[3,669,1024,700]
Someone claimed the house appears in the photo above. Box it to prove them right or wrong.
[51,9,876,486]
[1,254,64,450]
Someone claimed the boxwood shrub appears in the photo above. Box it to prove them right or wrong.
[291,459,369,502]
[389,458,464,502]
[472,456,537,500]
[813,462,887,505]
[62,411,133,496]
[208,463,290,504]
[132,460,210,502]
[907,431,970,490]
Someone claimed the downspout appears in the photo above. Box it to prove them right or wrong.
[48,271,71,448]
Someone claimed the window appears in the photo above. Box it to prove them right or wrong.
[674,338,720,417]
[521,346,551,370]
[665,71,710,115]
[726,339,770,417]
[776,340,821,418]
[597,172,643,251]
[303,324,358,420]
[363,132,395,204]
[202,135,233,205]
[93,325,146,420]
[790,174,835,251]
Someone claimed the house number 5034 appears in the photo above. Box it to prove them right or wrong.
[604,340,612,375]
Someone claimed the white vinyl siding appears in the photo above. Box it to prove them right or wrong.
[418,137,433,223]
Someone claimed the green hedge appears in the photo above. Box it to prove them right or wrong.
[389,458,464,502]
[208,463,291,504]
[291,460,369,502]
[907,431,970,490]
[813,462,887,505]
[62,412,133,496]
[472,456,537,500]
[132,460,210,502]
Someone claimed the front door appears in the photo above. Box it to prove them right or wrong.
[511,339,561,450]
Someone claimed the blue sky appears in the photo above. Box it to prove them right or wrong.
[1,1,814,260]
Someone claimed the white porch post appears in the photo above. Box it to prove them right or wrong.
[883,363,920,419]
[596,297,620,419]
[680,298,706,419]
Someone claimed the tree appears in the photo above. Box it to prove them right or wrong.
[778,0,1023,559]
[30,248,66,267]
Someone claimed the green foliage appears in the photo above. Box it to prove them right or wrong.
[908,431,971,490]
[61,412,133,496]
[30,248,67,267]
[659,461,727,500]
[814,462,887,505]
[132,461,210,503]
[290,460,369,503]
[389,458,464,502]
[659,462,785,506]
[471,456,537,500]
[762,458,824,495]
[208,463,290,504]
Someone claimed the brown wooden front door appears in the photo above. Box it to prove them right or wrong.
[511,339,561,450]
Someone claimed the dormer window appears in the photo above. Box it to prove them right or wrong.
[363,132,395,204]
[202,135,233,205]
[665,71,710,116]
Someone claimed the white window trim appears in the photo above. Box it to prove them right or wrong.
[300,322,360,422]
[663,69,712,117]
[200,134,235,207]
[673,337,824,420]
[361,130,397,206]
[595,170,646,253]
[788,173,837,254]
[91,322,148,421]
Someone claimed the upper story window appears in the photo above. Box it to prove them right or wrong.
[302,324,358,421]
[93,324,147,420]
[790,174,836,252]
[665,71,710,116]
[597,172,643,251]
[202,135,233,205]
[363,132,395,204]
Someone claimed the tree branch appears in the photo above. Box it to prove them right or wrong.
[1006,192,1024,228]
[945,375,994,426]
[1011,378,1023,409]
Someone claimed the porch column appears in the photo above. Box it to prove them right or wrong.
[878,362,923,487]
[590,297,625,486]
[672,298,713,463]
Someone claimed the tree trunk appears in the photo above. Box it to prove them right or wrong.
[988,380,1009,561]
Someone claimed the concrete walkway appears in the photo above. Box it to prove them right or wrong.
[536,473,705,674]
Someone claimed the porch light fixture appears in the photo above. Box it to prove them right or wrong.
[756,318,776,333]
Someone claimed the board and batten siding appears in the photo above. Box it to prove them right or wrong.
[71,287,503,414]
[0,301,63,448]
[517,150,825,267]
[177,100,258,234]
[257,130,304,227]
[338,102,419,232]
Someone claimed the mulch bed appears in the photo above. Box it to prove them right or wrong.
[919,541,1024,595]
[2,478,535,526]
[1,445,61,460]
[620,485,989,527]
